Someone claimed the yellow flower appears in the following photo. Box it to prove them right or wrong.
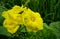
[2,5,43,33]
[3,19,19,34]
[2,5,27,34]
[2,5,26,24]
[22,8,43,32]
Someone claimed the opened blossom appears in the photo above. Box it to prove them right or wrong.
[2,5,43,34]
[22,8,43,32]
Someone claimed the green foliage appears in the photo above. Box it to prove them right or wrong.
[0,26,11,36]
[0,6,7,26]
[49,22,60,39]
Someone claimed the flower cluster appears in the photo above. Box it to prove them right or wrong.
[2,5,43,34]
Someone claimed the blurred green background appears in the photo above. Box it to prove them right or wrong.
[0,0,60,39]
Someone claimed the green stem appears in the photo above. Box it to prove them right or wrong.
[23,0,30,7]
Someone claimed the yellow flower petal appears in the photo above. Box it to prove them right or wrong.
[3,19,19,34]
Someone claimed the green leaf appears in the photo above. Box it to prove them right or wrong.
[40,23,56,39]
[18,25,27,32]
[49,22,60,39]
[0,26,11,36]
[0,6,7,26]
[34,23,56,39]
